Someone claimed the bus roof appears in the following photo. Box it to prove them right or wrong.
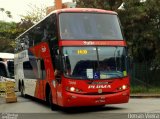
[51,8,117,15]
[0,53,14,59]
[15,8,118,40]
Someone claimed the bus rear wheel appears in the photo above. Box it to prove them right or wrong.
[20,84,25,97]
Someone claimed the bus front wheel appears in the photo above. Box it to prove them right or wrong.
[48,90,56,110]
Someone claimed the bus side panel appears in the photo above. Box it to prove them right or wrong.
[29,42,56,103]
[34,80,45,99]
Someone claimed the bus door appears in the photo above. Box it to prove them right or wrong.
[55,73,63,105]
[54,54,63,105]
[35,58,46,99]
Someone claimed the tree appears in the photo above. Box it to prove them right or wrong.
[75,0,123,11]
[0,20,34,53]
[5,11,12,18]
[20,4,46,23]
[0,8,12,20]
[0,9,15,52]
[118,0,160,66]
[76,0,160,68]
[0,21,20,52]
[0,4,47,52]
[0,4,47,53]
[0,8,5,12]
[144,0,160,69]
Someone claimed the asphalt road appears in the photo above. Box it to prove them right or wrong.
[0,93,160,119]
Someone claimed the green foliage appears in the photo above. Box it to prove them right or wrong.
[76,0,160,68]
[0,8,12,19]
[0,1,160,68]
[0,8,16,53]
[118,0,160,66]
[131,86,160,94]
[75,0,123,11]
[0,5,45,53]
[0,21,25,53]
[20,4,46,23]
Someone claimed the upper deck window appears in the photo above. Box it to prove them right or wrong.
[59,13,123,40]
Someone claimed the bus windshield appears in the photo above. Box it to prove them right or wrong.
[59,13,123,40]
[62,47,127,80]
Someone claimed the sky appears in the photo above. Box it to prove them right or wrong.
[0,0,72,22]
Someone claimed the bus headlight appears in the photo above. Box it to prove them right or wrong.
[66,86,82,93]
[70,87,75,92]
[122,85,127,90]
[117,85,128,91]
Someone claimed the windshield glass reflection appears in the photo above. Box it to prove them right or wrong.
[62,47,127,80]
[59,13,123,40]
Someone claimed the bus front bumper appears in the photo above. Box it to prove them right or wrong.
[62,89,130,107]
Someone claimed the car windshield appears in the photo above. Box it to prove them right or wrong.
[59,13,123,40]
[62,47,127,80]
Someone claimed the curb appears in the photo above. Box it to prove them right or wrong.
[130,94,160,98]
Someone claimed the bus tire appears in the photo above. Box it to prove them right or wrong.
[18,80,21,92]
[46,85,50,105]
[21,81,25,97]
[49,90,57,111]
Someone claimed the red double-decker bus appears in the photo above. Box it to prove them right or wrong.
[14,8,130,109]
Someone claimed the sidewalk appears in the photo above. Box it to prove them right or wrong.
[130,93,160,98]
[0,97,5,104]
